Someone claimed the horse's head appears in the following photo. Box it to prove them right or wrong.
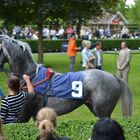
[0,35,20,70]
[0,35,37,75]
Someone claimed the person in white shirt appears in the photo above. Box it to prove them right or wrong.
[92,42,103,70]
[121,26,129,38]
[32,31,38,40]
[50,28,56,39]
[43,27,50,39]
[81,40,95,70]
[99,27,104,38]
[58,26,65,39]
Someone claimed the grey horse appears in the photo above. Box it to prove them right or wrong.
[0,35,132,121]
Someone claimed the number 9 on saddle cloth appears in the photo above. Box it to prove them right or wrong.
[32,67,84,99]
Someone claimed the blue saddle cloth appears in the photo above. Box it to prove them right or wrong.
[50,72,84,99]
[32,66,49,94]
[32,67,84,99]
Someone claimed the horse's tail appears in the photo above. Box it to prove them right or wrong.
[116,76,132,116]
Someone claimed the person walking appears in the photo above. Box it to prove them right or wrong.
[92,42,103,70]
[117,42,131,83]
[67,33,80,71]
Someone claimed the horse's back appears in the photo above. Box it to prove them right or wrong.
[83,69,120,93]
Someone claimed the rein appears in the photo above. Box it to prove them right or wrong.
[22,76,51,90]
[33,75,51,87]
[22,68,54,90]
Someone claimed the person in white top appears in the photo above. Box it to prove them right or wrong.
[81,40,95,70]
[43,27,50,39]
[92,42,103,70]
[121,26,129,38]
[50,28,56,39]
[32,31,38,40]
[99,27,104,38]
[58,26,65,39]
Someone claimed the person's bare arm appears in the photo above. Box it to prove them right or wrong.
[23,75,35,94]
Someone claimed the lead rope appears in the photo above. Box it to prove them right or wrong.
[22,70,54,90]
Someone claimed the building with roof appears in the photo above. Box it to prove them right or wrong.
[89,11,129,25]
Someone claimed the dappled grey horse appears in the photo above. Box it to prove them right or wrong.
[0,35,132,122]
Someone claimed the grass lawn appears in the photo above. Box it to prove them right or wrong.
[0,52,140,122]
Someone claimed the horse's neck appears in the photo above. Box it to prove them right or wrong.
[11,58,37,75]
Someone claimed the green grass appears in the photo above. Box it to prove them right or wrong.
[1,52,140,121]
[1,52,140,140]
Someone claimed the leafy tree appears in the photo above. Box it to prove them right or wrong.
[0,0,63,63]
[0,0,118,63]
[126,0,140,25]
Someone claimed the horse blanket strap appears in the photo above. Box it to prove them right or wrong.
[32,67,54,94]
[49,71,84,99]
[43,95,48,107]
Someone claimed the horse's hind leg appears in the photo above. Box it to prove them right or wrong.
[85,101,112,118]
[85,102,112,118]
[85,102,97,117]
[85,92,119,118]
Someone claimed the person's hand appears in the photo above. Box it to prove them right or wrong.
[23,74,30,82]
[89,56,95,61]
[77,47,81,50]
[23,74,34,93]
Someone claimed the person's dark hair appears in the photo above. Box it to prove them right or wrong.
[71,33,75,38]
[91,118,125,140]
[95,42,101,47]
[7,75,20,93]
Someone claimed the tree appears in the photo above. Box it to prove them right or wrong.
[126,0,140,25]
[0,0,118,63]
[0,0,64,63]
[112,0,132,22]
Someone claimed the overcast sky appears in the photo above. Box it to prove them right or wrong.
[126,0,135,6]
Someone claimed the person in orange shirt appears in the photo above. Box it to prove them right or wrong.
[67,33,80,71]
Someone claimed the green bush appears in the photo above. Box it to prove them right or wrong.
[24,39,82,53]
[99,39,140,51]
[3,117,140,140]
[23,39,140,53]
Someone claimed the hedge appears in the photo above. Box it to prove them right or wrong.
[23,39,140,53]
[3,117,140,140]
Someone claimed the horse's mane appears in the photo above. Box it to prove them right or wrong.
[0,35,34,60]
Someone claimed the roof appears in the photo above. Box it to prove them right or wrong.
[88,11,129,25]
